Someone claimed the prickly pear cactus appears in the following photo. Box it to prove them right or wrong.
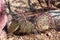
[7,21,19,33]
[18,18,34,34]
[0,0,4,12]
[7,13,35,34]
[7,14,20,33]
[34,13,55,31]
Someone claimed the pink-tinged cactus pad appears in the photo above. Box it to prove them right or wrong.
[0,0,4,12]
[0,30,7,40]
[34,13,55,31]
[0,14,8,34]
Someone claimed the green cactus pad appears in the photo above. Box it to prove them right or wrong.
[18,19,34,33]
[8,21,19,33]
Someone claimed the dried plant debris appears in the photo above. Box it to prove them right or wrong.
[48,10,60,30]
[0,29,59,40]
